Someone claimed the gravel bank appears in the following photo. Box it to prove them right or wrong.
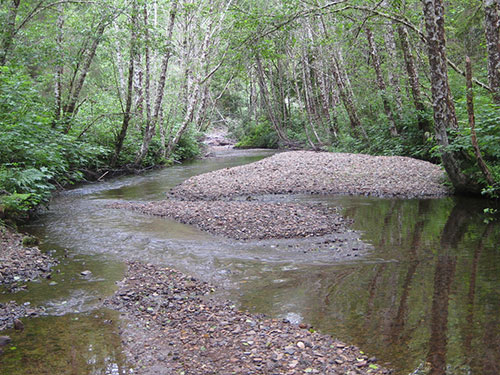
[106,262,391,375]
[109,200,350,241]
[0,226,57,288]
[0,301,43,331]
[169,151,449,200]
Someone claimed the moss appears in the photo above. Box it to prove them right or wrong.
[22,236,39,247]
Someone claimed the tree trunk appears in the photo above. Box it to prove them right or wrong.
[0,0,20,66]
[133,54,143,129]
[62,19,108,132]
[166,84,199,157]
[114,22,126,105]
[331,51,367,139]
[466,56,494,185]
[301,51,323,146]
[382,16,404,117]
[143,2,152,126]
[255,56,290,144]
[194,84,209,131]
[397,24,430,132]
[317,15,365,139]
[111,1,138,167]
[366,27,398,136]
[484,0,500,104]
[421,0,477,193]
[135,0,178,166]
[53,4,64,123]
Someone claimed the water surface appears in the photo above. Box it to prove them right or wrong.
[1,148,499,375]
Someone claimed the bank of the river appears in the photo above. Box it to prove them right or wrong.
[0,226,55,331]
[170,151,450,199]
[0,226,57,288]
[106,262,391,375]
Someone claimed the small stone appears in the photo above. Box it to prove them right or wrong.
[297,341,305,349]
[284,346,295,355]
[0,336,11,347]
[80,270,92,277]
[14,319,24,331]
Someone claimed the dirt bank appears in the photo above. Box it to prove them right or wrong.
[106,262,391,375]
[169,151,449,200]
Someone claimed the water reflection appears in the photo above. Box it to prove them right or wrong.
[235,197,500,375]
[0,310,130,374]
[2,148,499,375]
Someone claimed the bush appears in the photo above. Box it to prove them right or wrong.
[235,120,278,148]
[0,66,109,218]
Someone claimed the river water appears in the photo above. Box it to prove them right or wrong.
[1,149,499,375]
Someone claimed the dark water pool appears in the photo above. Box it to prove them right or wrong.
[1,149,498,375]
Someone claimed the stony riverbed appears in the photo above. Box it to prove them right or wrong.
[169,151,449,200]
[106,262,392,375]
[0,226,57,289]
[109,200,350,241]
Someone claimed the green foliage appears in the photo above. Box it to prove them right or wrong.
[235,121,278,149]
[171,130,202,162]
[0,66,109,218]
[22,235,39,246]
[332,108,438,162]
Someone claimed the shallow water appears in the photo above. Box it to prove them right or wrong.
[1,148,499,375]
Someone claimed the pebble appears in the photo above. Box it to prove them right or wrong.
[104,262,392,375]
[0,227,58,289]
[0,302,43,331]
[169,151,449,200]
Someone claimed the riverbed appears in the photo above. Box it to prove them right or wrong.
[1,148,499,375]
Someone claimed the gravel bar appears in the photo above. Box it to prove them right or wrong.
[0,226,57,287]
[169,151,449,200]
[105,262,392,375]
[109,200,350,240]
[0,301,43,331]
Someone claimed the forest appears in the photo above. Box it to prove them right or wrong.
[1,0,499,220]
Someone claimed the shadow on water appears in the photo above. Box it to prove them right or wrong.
[1,148,499,375]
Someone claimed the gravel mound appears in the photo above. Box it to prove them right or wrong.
[0,226,57,288]
[0,301,43,331]
[106,262,392,375]
[169,151,449,199]
[109,201,349,240]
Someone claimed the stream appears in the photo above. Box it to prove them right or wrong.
[1,148,499,375]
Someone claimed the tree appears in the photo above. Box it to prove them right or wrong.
[483,0,500,104]
[421,0,479,193]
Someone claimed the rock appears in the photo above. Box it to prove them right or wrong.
[0,226,58,288]
[13,319,24,331]
[284,346,296,355]
[80,270,92,277]
[0,336,11,346]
